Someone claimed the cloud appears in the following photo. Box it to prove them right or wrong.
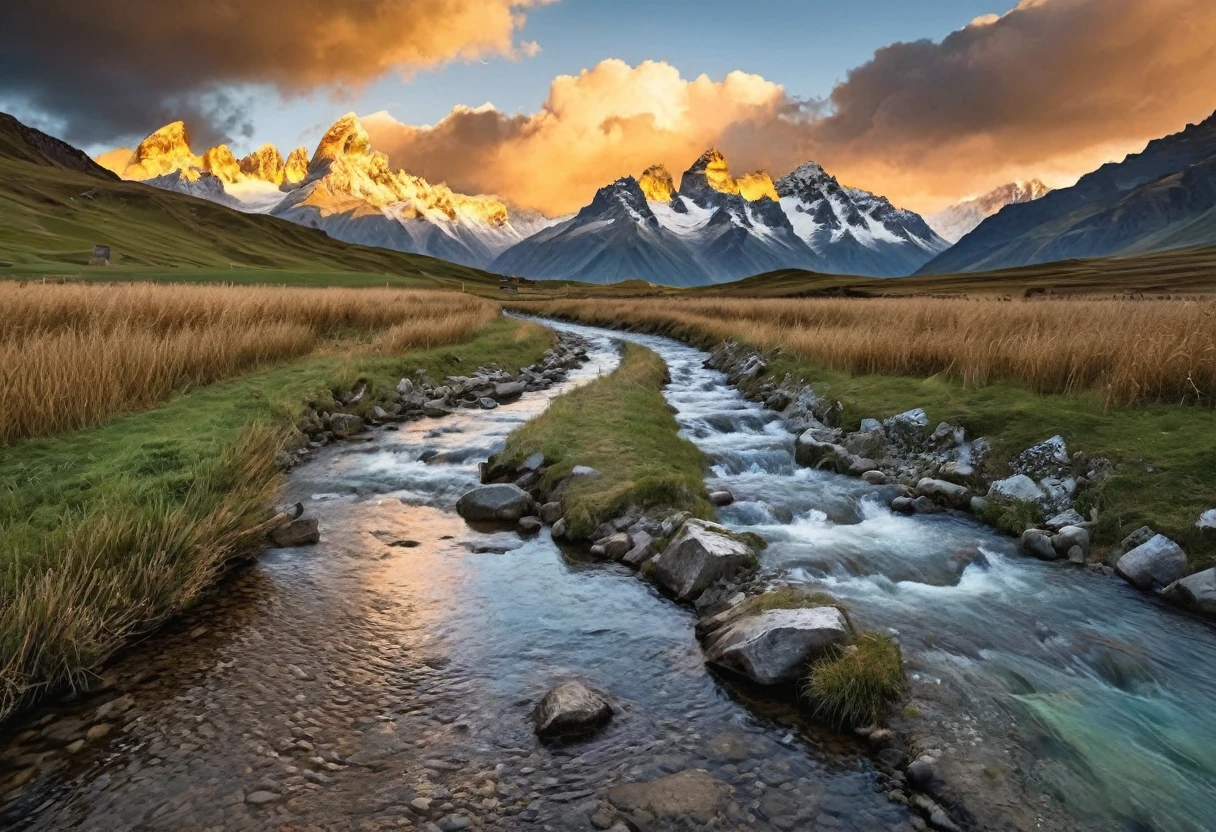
[0,0,552,146]
[365,0,1216,214]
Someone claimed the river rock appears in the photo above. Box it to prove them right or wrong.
[622,531,654,567]
[271,517,320,547]
[911,495,943,514]
[709,489,735,506]
[551,518,567,538]
[844,427,888,460]
[1162,569,1216,616]
[601,532,633,561]
[1045,509,1087,531]
[423,399,451,418]
[539,502,563,524]
[987,475,1043,503]
[478,397,498,410]
[703,606,849,684]
[329,413,364,438]
[605,769,733,826]
[533,682,613,739]
[883,408,929,450]
[1021,528,1058,560]
[395,378,414,396]
[862,470,888,485]
[915,478,971,508]
[1052,525,1091,558]
[494,381,526,401]
[937,460,975,484]
[518,517,543,535]
[650,519,756,602]
[1116,534,1188,591]
[456,484,534,522]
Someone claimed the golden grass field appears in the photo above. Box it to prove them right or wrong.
[0,281,498,445]
[516,296,1216,407]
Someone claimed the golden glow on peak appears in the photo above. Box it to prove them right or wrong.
[700,148,739,196]
[639,164,675,202]
[202,144,242,184]
[122,120,202,181]
[736,171,778,201]
[284,146,309,184]
[239,144,287,185]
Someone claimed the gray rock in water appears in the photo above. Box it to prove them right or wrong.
[891,496,915,514]
[1162,568,1216,616]
[605,769,733,826]
[494,381,526,401]
[551,518,567,538]
[456,484,535,522]
[709,489,734,506]
[1116,535,1188,591]
[329,413,364,439]
[915,477,971,509]
[533,682,613,739]
[1021,529,1059,560]
[987,475,1043,503]
[1052,525,1091,558]
[704,606,849,684]
[601,532,633,561]
[623,530,654,567]
[478,397,498,410]
[271,518,320,547]
[650,519,755,602]
[539,502,563,524]
[423,399,451,418]
[518,517,543,535]
[862,470,888,485]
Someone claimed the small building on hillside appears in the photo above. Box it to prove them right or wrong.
[88,244,111,266]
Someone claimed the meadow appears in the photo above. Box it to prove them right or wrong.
[0,282,498,445]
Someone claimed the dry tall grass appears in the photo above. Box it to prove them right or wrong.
[518,297,1216,406]
[0,282,498,445]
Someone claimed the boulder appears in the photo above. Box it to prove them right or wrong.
[1021,529,1059,561]
[650,519,756,602]
[494,381,526,401]
[1045,509,1087,531]
[395,378,414,396]
[478,397,498,410]
[1116,535,1188,591]
[551,518,567,538]
[533,682,613,739]
[423,399,451,418]
[882,408,929,450]
[937,461,975,484]
[329,413,364,439]
[601,532,633,561]
[704,606,849,684]
[709,489,734,507]
[456,484,534,522]
[1162,569,1216,616]
[1052,525,1091,558]
[891,496,915,514]
[915,478,971,509]
[1121,525,1157,552]
[271,518,320,547]
[844,428,888,460]
[539,502,563,524]
[1012,435,1070,479]
[622,531,654,568]
[1197,509,1216,530]
[987,475,1043,504]
[518,517,543,535]
[861,470,888,485]
[911,496,943,514]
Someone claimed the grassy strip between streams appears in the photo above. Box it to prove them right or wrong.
[496,342,711,538]
[513,302,1216,568]
[0,317,554,721]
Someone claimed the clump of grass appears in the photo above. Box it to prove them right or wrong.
[805,634,906,728]
[977,498,1044,536]
[0,281,498,445]
[739,586,844,615]
[498,342,710,538]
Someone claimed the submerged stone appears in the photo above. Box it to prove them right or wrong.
[533,682,613,739]
[456,484,534,522]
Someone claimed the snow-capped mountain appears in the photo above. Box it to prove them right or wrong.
[492,148,948,285]
[98,115,556,268]
[926,180,1052,243]
[775,162,949,277]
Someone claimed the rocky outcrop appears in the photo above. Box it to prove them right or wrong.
[456,484,534,523]
[1116,535,1189,590]
[703,606,849,684]
[532,682,613,739]
[650,519,757,602]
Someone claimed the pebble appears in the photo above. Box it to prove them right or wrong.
[245,790,280,805]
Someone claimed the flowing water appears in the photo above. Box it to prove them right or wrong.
[537,319,1216,832]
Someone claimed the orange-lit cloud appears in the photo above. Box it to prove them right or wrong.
[0,0,553,145]
[366,0,1216,214]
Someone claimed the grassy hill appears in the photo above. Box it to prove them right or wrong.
[0,112,499,289]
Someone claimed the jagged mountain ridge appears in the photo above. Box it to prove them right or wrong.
[926,180,1052,243]
[918,111,1216,274]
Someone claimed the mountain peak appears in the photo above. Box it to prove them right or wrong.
[124,120,201,181]
[737,171,778,202]
[578,176,657,226]
[284,147,309,184]
[311,112,369,168]
[238,144,286,185]
[639,164,675,202]
[775,161,833,195]
[681,147,738,200]
[202,144,241,184]
[926,179,1054,243]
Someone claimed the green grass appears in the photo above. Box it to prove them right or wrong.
[0,317,553,719]
[736,586,845,616]
[805,634,907,728]
[496,342,711,538]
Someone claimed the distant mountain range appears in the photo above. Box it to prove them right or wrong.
[919,112,1216,274]
[926,180,1052,243]
[99,118,948,285]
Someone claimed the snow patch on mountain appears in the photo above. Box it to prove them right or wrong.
[927,180,1052,243]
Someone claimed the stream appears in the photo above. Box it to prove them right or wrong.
[2,318,1213,832]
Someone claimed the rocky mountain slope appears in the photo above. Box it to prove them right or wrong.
[98,116,555,269]
[493,149,947,285]
[919,111,1216,274]
[926,180,1051,243]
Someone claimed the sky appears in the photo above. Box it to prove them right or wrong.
[2,0,1214,215]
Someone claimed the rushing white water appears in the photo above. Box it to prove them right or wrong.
[539,317,1216,832]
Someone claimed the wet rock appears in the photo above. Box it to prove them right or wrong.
[891,496,915,514]
[329,413,364,439]
[533,682,613,739]
[1162,568,1216,616]
[551,518,567,538]
[1116,534,1188,590]
[911,496,943,515]
[539,502,563,524]
[915,478,971,509]
[709,489,734,507]
[424,400,451,418]
[1021,529,1059,561]
[246,790,280,805]
[478,397,498,410]
[518,517,543,535]
[622,530,654,567]
[605,769,733,826]
[650,519,756,602]
[601,532,633,561]
[703,606,849,684]
[494,381,526,401]
[987,475,1043,503]
[1052,525,1091,558]
[271,517,320,547]
[969,496,989,515]
[862,470,888,485]
[456,484,535,522]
